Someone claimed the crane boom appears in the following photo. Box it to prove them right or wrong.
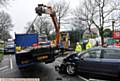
[35,4,60,46]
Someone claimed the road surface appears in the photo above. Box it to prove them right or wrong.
[0,54,112,81]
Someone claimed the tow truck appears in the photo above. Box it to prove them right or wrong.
[15,4,70,68]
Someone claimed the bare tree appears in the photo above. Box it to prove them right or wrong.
[53,0,70,29]
[73,0,120,46]
[71,14,87,40]
[0,0,8,6]
[0,11,13,41]
[24,22,32,30]
[34,16,47,34]
[71,2,90,39]
[25,16,53,38]
[2,31,11,41]
[0,0,13,7]
[34,16,53,38]
[25,21,36,34]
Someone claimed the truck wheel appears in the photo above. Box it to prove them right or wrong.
[66,64,76,76]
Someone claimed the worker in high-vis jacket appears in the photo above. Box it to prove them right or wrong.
[86,40,92,50]
[75,42,82,53]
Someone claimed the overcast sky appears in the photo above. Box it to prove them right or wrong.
[3,0,81,38]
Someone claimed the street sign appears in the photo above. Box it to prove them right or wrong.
[113,31,120,38]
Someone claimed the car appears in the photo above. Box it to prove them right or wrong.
[4,41,16,54]
[55,47,120,79]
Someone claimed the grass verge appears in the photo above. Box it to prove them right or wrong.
[0,51,3,62]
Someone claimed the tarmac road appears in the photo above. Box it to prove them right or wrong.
[0,54,113,81]
[0,55,84,81]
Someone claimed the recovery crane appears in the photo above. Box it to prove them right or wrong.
[35,4,60,47]
[35,4,70,50]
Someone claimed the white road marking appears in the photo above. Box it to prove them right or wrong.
[78,75,89,81]
[9,55,13,69]
[0,66,9,71]
[1,68,9,72]
[78,75,107,81]
[89,79,107,81]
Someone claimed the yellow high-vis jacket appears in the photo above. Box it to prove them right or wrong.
[75,44,82,53]
[86,42,92,50]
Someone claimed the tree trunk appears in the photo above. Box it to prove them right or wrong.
[100,30,104,46]
[88,27,92,38]
[101,34,104,46]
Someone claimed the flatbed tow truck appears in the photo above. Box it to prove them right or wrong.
[15,4,70,68]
